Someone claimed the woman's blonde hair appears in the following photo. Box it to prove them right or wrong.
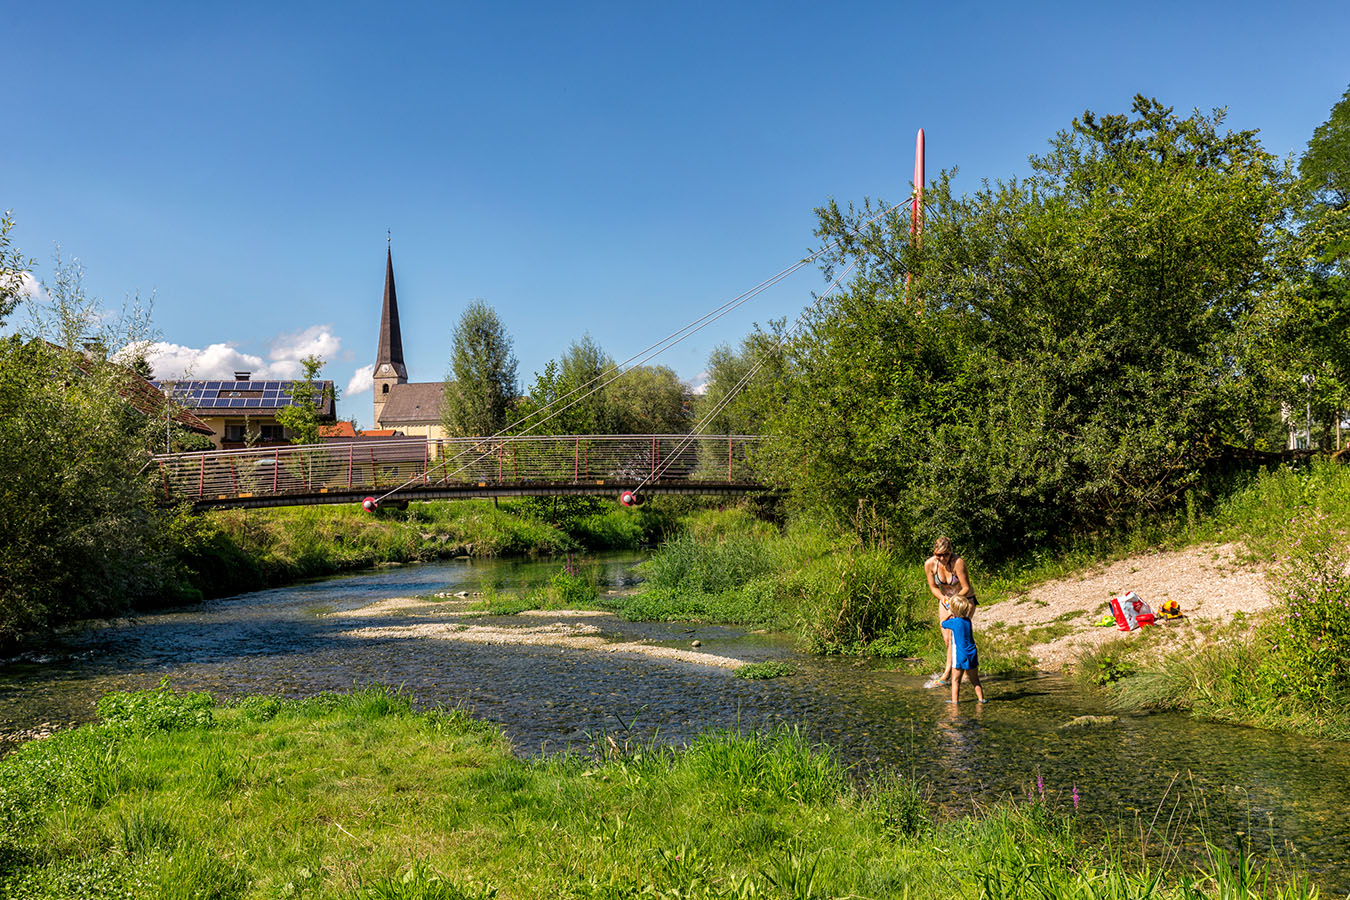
[950,595,975,618]
[933,536,954,557]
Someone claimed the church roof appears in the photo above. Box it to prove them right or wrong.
[379,382,445,424]
[376,246,407,379]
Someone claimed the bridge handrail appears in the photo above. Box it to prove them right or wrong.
[149,433,765,464]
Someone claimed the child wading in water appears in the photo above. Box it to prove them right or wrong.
[940,595,986,704]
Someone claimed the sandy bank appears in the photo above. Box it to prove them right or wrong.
[984,542,1271,669]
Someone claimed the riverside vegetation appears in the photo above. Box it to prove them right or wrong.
[589,459,1350,741]
[0,683,1322,900]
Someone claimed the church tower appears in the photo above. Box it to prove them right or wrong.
[372,245,408,427]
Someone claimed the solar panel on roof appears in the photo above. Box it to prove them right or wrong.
[245,398,260,408]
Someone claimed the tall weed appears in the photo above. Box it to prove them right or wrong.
[791,547,924,653]
[642,530,773,594]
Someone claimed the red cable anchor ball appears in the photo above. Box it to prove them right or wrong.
[619,490,643,507]
[362,496,379,513]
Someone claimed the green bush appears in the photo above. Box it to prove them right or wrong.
[1257,509,1350,702]
[96,679,214,733]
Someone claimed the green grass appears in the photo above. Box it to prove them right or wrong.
[0,686,1322,900]
[733,661,797,680]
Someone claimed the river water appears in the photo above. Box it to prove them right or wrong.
[2,553,1347,892]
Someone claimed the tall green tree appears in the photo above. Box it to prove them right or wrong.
[516,334,617,435]
[1283,83,1350,447]
[275,354,333,445]
[774,96,1289,557]
[607,365,690,435]
[698,326,787,436]
[1300,83,1350,214]
[442,301,518,437]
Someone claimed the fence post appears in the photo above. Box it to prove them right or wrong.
[273,449,279,493]
[498,443,504,483]
[651,436,657,480]
[728,437,733,483]
[422,441,428,484]
[198,454,205,498]
[574,437,580,483]
[347,445,354,489]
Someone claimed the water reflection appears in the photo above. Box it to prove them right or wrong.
[2,554,1346,891]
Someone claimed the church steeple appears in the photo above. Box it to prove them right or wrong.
[376,245,408,379]
[373,244,408,427]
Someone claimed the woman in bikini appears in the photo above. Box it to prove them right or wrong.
[925,536,976,686]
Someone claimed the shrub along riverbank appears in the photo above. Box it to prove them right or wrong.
[0,684,1321,900]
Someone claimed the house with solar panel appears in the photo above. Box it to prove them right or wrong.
[156,372,337,450]
[371,248,448,440]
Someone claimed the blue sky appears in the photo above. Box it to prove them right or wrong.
[6,1,1348,428]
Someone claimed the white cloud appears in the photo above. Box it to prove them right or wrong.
[269,324,342,364]
[143,341,275,380]
[346,363,375,396]
[141,324,345,381]
[689,370,711,395]
[17,272,45,302]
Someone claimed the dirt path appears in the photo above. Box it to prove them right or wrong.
[981,542,1271,670]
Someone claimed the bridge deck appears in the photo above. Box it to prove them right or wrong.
[151,434,767,511]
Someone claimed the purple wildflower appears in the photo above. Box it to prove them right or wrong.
[1037,775,1044,798]
[1072,784,1080,810]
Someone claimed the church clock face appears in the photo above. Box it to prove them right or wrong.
[380,364,390,373]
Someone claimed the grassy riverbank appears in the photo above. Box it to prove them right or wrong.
[0,685,1320,900]
[171,497,680,601]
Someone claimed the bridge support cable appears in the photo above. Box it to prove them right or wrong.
[626,256,862,500]
[371,196,914,507]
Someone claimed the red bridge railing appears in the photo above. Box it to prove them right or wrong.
[151,434,764,507]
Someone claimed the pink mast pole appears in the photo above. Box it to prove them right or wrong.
[905,128,925,304]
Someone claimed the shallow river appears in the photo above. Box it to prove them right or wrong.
[2,554,1347,892]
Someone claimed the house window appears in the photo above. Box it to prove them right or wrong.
[224,424,247,442]
[260,425,287,442]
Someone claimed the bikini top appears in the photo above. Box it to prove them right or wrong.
[934,565,960,587]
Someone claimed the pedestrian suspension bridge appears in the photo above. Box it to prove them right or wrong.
[152,434,766,511]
